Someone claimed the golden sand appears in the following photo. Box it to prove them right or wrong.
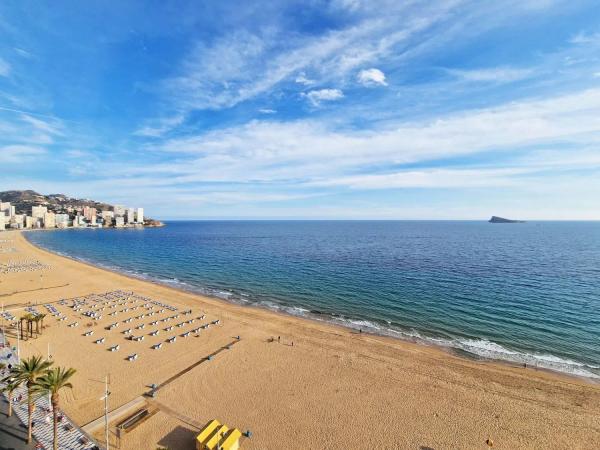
[1,230,598,449]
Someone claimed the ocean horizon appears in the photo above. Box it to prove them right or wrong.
[25,220,600,379]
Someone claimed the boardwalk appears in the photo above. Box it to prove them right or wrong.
[0,406,35,450]
[0,336,101,450]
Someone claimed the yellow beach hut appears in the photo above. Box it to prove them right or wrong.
[196,419,243,450]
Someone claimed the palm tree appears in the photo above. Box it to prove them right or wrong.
[28,315,34,338]
[0,379,20,417]
[33,316,41,335]
[34,367,76,450]
[38,313,47,333]
[19,315,28,340]
[11,355,53,443]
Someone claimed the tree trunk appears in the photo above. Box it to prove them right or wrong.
[52,395,59,450]
[27,388,33,444]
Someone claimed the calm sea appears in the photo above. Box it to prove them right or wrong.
[25,221,600,379]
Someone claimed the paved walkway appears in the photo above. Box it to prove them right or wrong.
[0,406,35,450]
[0,337,101,450]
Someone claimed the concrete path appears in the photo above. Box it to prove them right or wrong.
[0,335,101,450]
[0,407,35,450]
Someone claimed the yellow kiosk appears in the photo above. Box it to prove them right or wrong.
[196,419,243,450]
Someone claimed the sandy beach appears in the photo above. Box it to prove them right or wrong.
[1,229,599,449]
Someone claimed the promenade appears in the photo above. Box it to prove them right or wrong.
[0,335,101,450]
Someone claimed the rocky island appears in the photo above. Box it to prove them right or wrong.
[489,216,525,223]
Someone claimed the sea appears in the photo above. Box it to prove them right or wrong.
[25,220,600,379]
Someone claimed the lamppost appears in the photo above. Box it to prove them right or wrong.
[16,320,20,362]
[99,375,111,450]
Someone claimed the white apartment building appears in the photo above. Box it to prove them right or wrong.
[0,201,10,215]
[136,208,144,223]
[32,205,48,219]
[44,212,56,228]
[113,205,126,217]
[55,214,70,228]
[127,208,135,224]
[115,216,125,227]
[10,214,24,229]
[83,206,97,221]
[101,210,114,226]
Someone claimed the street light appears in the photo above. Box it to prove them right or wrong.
[99,375,111,450]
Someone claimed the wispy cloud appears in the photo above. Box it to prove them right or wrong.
[20,114,64,136]
[0,57,10,77]
[134,115,185,138]
[0,145,46,163]
[569,31,600,45]
[295,72,315,86]
[357,68,387,86]
[447,67,533,83]
[302,88,344,106]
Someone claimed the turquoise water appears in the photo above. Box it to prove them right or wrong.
[25,221,600,378]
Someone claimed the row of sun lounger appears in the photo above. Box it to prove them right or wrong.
[0,259,50,274]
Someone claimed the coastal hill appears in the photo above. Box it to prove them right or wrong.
[489,216,525,223]
[0,189,162,226]
[0,190,112,215]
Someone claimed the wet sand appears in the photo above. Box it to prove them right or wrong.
[1,230,599,449]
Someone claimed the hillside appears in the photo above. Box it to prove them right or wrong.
[0,190,113,215]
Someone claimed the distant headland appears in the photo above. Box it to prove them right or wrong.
[0,190,163,231]
[488,216,525,223]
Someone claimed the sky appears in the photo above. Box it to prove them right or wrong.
[1,0,600,220]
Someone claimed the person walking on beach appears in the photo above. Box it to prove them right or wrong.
[278,336,280,343]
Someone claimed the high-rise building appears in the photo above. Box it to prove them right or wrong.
[55,214,69,228]
[136,208,144,223]
[25,216,33,229]
[127,208,135,224]
[83,206,97,221]
[0,202,13,218]
[101,210,114,226]
[44,212,56,228]
[115,216,125,228]
[113,205,125,217]
[10,214,24,229]
[0,215,5,231]
[32,205,48,219]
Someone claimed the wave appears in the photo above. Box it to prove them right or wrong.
[25,235,600,381]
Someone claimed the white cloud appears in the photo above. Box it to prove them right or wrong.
[14,48,32,58]
[357,68,387,86]
[139,87,600,188]
[569,31,600,45]
[258,108,277,114]
[310,168,530,189]
[20,114,63,135]
[0,58,10,77]
[303,89,344,106]
[134,114,185,137]
[159,3,457,112]
[295,72,315,85]
[0,145,46,163]
[448,67,533,83]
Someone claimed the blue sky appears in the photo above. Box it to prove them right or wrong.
[1,0,600,219]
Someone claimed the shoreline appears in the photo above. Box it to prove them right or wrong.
[3,229,600,449]
[21,229,599,384]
